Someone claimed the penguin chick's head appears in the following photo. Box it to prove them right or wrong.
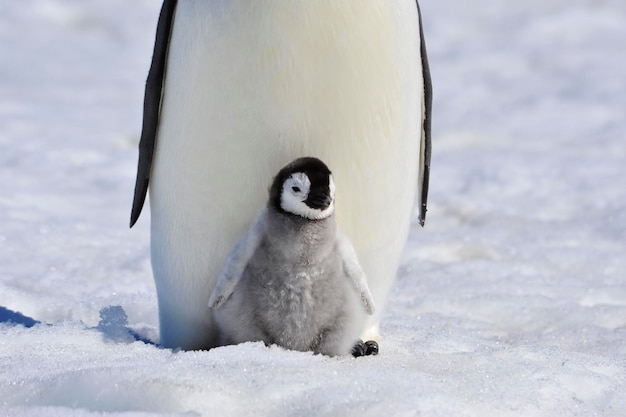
[270,157,336,220]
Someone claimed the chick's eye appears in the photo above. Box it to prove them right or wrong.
[291,186,301,193]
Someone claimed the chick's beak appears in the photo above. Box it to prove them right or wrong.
[306,192,332,210]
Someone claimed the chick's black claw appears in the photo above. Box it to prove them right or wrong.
[364,340,379,356]
[352,340,366,357]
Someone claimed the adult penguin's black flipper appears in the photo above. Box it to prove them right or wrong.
[130,0,178,228]
[416,0,432,227]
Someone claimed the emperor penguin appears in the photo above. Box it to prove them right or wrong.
[130,1,432,350]
[208,157,376,356]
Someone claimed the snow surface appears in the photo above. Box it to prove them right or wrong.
[1,0,625,416]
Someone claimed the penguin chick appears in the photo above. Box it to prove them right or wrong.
[208,157,375,356]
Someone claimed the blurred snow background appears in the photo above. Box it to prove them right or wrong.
[1,0,624,416]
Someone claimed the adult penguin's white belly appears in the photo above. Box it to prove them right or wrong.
[147,1,427,350]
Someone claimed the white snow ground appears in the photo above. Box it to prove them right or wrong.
[1,0,625,416]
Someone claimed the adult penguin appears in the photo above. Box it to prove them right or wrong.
[131,0,432,350]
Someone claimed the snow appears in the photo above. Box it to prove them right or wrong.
[1,0,625,416]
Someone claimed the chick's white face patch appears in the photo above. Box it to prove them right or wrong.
[281,173,335,220]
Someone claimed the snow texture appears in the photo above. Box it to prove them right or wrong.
[1,0,625,416]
